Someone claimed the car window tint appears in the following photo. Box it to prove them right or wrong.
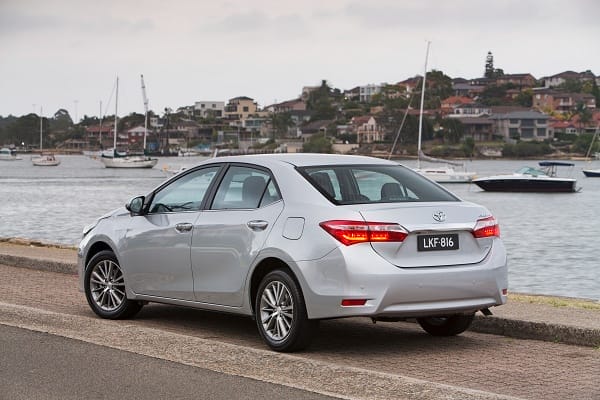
[149,166,220,213]
[211,166,275,210]
[259,180,282,207]
[306,170,341,201]
[301,165,458,204]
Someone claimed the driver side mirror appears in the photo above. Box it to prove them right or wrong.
[126,196,145,215]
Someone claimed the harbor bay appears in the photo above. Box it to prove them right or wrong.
[1,155,598,300]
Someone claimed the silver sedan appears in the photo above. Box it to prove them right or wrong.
[78,154,507,352]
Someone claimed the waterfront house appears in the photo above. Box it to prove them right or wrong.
[351,116,384,144]
[455,116,495,142]
[490,110,551,141]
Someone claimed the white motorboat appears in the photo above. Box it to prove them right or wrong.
[0,148,21,161]
[473,161,578,192]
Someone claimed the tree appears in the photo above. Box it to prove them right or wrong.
[559,79,583,93]
[484,51,494,78]
[462,137,475,158]
[439,118,464,144]
[271,112,294,138]
[50,109,73,132]
[574,102,592,134]
[306,80,337,121]
[302,133,332,153]
[424,70,453,109]
[591,79,600,104]
[1,113,48,147]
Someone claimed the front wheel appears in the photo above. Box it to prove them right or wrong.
[417,313,474,336]
[84,250,142,319]
[255,269,318,352]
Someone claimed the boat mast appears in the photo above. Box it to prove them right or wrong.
[417,41,430,170]
[113,77,119,153]
[141,74,149,151]
[39,106,43,152]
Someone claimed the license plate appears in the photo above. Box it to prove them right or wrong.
[417,233,459,251]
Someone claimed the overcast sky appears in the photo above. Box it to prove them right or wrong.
[1,0,598,120]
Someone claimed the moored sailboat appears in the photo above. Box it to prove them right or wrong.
[412,42,475,183]
[100,76,158,169]
[582,126,600,177]
[32,107,60,166]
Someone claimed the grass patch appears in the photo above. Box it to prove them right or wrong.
[511,293,600,311]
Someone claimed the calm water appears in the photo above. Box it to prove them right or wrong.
[1,155,599,300]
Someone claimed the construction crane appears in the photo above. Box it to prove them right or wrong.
[141,74,149,151]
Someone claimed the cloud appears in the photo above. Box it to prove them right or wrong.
[198,9,307,39]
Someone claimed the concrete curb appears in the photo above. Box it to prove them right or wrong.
[0,253,77,275]
[1,243,598,348]
[472,315,599,348]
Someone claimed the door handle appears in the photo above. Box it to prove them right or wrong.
[175,223,193,233]
[247,220,268,231]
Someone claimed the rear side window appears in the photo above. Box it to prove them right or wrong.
[211,166,281,210]
[300,164,458,204]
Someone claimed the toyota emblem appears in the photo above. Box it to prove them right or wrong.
[432,211,446,222]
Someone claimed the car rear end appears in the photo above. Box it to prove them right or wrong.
[289,161,508,320]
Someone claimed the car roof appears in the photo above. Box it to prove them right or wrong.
[202,153,396,168]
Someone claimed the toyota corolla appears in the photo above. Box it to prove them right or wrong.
[78,154,507,352]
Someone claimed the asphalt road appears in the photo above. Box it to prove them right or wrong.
[0,324,336,400]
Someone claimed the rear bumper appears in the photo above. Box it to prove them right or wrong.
[296,240,508,319]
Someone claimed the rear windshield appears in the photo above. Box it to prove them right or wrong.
[299,164,459,204]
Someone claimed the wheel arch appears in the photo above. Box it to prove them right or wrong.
[249,257,301,315]
[84,240,116,270]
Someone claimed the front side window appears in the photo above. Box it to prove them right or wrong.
[211,166,280,210]
[301,165,458,205]
[149,166,220,213]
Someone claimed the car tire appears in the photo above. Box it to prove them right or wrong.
[417,313,475,336]
[255,269,318,352]
[84,250,142,320]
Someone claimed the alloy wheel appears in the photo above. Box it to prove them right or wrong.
[259,280,295,341]
[89,259,126,312]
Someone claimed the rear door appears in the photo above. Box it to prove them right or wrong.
[191,165,284,306]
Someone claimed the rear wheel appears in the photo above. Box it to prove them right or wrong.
[255,269,318,352]
[84,250,142,319]
[417,313,474,336]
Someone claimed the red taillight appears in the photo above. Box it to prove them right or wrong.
[320,220,408,246]
[472,216,500,238]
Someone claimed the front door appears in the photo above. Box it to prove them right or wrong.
[120,166,221,300]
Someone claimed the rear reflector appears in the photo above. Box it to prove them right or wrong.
[320,220,408,246]
[472,216,500,238]
[341,299,367,307]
